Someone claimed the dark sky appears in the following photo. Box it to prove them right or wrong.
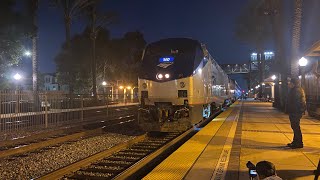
[26,0,253,89]
[22,0,320,90]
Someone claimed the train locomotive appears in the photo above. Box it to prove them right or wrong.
[138,38,241,132]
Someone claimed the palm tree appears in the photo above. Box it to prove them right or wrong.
[51,0,92,48]
[28,0,39,92]
[51,0,92,96]
[290,0,303,77]
[86,3,116,100]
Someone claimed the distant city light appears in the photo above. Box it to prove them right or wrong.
[13,73,22,80]
[251,53,257,56]
[271,75,276,80]
[119,86,124,89]
[127,86,131,89]
[264,52,274,55]
[102,81,107,86]
[262,83,265,86]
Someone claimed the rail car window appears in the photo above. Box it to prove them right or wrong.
[178,90,188,97]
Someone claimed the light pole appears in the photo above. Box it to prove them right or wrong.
[119,85,124,103]
[13,73,23,113]
[299,57,308,90]
[102,81,107,104]
[271,75,276,102]
[102,81,109,116]
[126,86,138,102]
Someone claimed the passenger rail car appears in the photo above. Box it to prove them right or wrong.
[138,38,240,132]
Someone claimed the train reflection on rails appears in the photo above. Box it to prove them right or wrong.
[137,38,241,132]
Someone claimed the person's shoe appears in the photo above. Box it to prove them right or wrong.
[287,142,294,147]
[290,144,303,149]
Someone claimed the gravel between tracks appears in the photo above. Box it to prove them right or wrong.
[0,133,135,179]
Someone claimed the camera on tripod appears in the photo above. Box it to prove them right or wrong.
[247,161,257,179]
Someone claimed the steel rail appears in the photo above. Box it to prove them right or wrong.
[38,135,146,180]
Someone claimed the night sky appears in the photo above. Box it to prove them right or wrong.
[27,0,254,89]
[30,0,250,72]
[20,0,320,89]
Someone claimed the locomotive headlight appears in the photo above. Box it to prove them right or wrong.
[157,74,163,79]
[165,74,170,78]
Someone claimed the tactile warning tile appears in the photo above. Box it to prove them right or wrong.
[143,103,237,180]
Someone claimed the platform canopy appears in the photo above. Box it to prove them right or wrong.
[305,40,320,57]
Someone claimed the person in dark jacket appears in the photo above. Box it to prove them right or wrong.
[286,77,306,149]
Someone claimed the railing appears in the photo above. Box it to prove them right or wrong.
[0,90,139,134]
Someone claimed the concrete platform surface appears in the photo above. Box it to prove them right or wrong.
[144,100,320,180]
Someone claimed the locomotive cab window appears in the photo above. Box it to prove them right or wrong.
[178,90,188,98]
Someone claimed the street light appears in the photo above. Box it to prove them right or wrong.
[24,51,31,57]
[299,57,308,89]
[271,75,276,80]
[13,73,22,80]
[101,81,107,104]
[298,57,308,67]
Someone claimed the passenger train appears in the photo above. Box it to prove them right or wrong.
[138,38,241,132]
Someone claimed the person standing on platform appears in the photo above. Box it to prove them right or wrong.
[286,77,306,149]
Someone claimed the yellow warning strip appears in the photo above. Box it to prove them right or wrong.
[143,102,238,180]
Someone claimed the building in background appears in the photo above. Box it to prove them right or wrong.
[43,73,69,92]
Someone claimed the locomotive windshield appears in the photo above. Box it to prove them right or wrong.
[139,38,204,81]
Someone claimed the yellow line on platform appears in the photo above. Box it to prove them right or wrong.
[143,102,238,180]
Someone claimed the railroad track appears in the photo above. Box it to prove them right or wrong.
[0,113,137,160]
[40,129,194,180]
[37,108,223,180]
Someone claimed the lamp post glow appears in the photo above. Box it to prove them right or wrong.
[14,73,22,80]
[101,81,107,104]
[271,75,276,80]
[298,57,308,67]
[24,51,31,57]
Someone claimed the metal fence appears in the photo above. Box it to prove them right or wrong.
[0,90,139,134]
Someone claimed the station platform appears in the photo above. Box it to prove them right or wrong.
[143,99,320,180]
